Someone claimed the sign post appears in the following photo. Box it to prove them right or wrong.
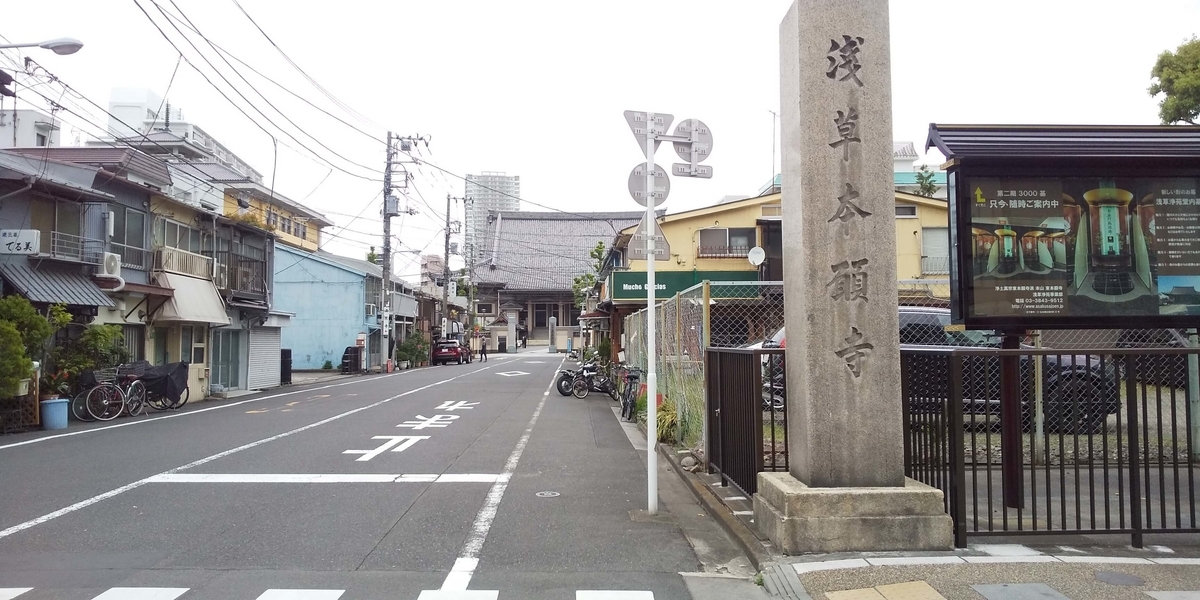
[624,110,713,514]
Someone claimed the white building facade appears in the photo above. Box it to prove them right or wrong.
[464,171,519,259]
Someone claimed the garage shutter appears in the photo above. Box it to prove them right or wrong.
[247,326,281,390]
[921,227,950,274]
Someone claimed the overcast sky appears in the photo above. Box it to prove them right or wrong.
[3,0,1196,283]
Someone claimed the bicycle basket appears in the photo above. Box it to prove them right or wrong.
[92,367,118,384]
[117,360,150,378]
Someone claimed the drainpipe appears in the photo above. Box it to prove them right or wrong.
[0,177,34,203]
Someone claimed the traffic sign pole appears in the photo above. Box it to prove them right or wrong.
[644,113,659,516]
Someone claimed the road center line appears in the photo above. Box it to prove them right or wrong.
[0,370,421,451]
[438,358,564,592]
[0,363,497,541]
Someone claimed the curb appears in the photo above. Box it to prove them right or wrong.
[658,443,775,570]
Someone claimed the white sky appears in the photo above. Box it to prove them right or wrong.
[3,0,1196,283]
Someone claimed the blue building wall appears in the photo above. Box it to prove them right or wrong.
[273,244,367,369]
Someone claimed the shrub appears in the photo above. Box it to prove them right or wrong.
[597,337,612,363]
[322,360,334,370]
[0,321,33,398]
[656,396,678,444]
[52,324,128,385]
[397,335,429,365]
[39,370,70,396]
[0,296,57,359]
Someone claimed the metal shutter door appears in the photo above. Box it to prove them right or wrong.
[247,327,281,390]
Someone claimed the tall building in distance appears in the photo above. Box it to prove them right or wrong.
[464,171,520,260]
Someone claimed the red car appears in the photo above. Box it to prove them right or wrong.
[433,340,468,365]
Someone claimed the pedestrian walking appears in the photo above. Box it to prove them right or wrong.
[480,339,488,362]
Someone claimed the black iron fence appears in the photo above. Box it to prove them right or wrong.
[705,347,787,496]
[902,347,1200,548]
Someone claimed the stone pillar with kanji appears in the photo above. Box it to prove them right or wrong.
[753,0,953,553]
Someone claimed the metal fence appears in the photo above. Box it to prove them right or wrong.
[623,281,785,452]
[902,347,1200,548]
[705,347,787,496]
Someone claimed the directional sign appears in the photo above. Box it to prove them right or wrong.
[624,110,673,158]
[627,163,670,207]
[672,119,713,164]
[671,163,713,179]
[628,214,670,261]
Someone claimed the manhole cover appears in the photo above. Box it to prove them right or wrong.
[535,491,560,498]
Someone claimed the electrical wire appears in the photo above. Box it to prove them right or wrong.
[131,0,383,183]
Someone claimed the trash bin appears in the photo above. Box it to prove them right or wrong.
[341,346,362,373]
[280,348,293,385]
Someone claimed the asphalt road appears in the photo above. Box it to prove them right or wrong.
[0,353,704,600]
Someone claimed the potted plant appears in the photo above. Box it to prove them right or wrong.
[39,370,70,400]
[0,321,33,399]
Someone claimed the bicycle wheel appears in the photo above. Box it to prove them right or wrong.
[124,380,146,416]
[171,386,190,410]
[571,379,589,399]
[86,384,125,421]
[146,390,170,411]
[71,390,93,422]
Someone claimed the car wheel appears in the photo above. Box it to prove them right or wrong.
[458,355,464,365]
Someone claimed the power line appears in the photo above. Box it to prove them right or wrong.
[131,0,383,183]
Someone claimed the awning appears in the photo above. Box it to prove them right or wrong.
[153,272,231,325]
[0,263,114,307]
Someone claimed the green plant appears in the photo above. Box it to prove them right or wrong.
[51,324,129,385]
[597,337,612,364]
[0,296,58,359]
[914,164,939,198]
[1149,36,1200,125]
[38,370,70,396]
[397,335,430,365]
[322,360,334,370]
[656,396,678,444]
[0,321,33,398]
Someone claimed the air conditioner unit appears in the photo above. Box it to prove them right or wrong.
[100,252,122,278]
[365,303,378,317]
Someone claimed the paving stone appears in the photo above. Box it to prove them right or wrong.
[971,583,1072,600]
[1094,571,1145,586]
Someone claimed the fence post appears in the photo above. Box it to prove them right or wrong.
[675,292,683,447]
[949,353,968,548]
[701,281,712,471]
[1125,354,1144,548]
[1033,332,1045,466]
[1189,329,1199,462]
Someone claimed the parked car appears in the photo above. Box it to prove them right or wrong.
[1115,328,1189,390]
[748,307,1121,433]
[458,339,474,364]
[433,340,467,365]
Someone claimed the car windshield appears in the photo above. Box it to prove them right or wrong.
[934,314,999,347]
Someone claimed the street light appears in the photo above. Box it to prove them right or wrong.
[0,38,84,56]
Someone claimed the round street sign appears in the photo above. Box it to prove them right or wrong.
[747,246,766,266]
[673,119,713,164]
[627,163,670,207]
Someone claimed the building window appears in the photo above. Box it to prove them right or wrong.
[110,205,148,269]
[35,133,47,147]
[698,227,756,257]
[296,223,307,241]
[476,302,494,315]
[154,218,202,253]
[121,325,144,362]
[921,227,950,274]
[895,204,918,218]
[761,204,782,217]
[282,217,293,236]
[188,325,206,364]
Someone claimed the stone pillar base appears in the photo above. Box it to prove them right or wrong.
[753,472,954,554]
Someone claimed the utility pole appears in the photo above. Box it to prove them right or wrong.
[381,133,427,368]
[440,195,467,340]
[381,131,395,370]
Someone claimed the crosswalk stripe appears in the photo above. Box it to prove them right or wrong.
[255,591,345,600]
[90,589,190,600]
[0,589,32,600]
[576,592,654,600]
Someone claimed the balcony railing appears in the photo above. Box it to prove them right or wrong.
[921,255,950,275]
[205,250,267,296]
[153,246,213,279]
[42,231,104,265]
[698,245,752,258]
[111,243,149,270]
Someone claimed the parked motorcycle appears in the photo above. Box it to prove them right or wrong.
[555,368,578,396]
[571,361,617,400]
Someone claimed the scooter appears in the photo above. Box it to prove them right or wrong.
[571,362,617,400]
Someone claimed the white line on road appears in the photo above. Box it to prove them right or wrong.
[255,590,346,600]
[0,364,497,541]
[91,589,190,600]
[0,370,419,451]
[0,589,31,600]
[437,358,563,592]
[577,592,654,599]
[146,473,508,484]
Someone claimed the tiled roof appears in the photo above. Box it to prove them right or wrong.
[476,210,644,292]
[4,146,172,187]
[0,263,114,307]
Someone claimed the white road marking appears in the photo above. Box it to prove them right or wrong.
[396,474,440,482]
[255,591,345,600]
[435,401,479,411]
[397,414,459,429]
[433,358,563,593]
[0,589,31,600]
[732,511,753,516]
[1149,544,1176,553]
[523,361,546,364]
[495,371,529,377]
[91,589,189,600]
[1056,545,1084,553]
[417,591,498,599]
[974,544,1043,556]
[724,496,747,501]
[145,473,508,484]
[0,370,420,451]
[343,435,428,461]
[0,365,496,541]
[577,592,654,599]
[437,474,510,483]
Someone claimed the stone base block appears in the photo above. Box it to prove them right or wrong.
[753,472,953,554]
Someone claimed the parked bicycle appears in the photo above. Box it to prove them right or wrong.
[69,361,190,422]
[617,366,644,421]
